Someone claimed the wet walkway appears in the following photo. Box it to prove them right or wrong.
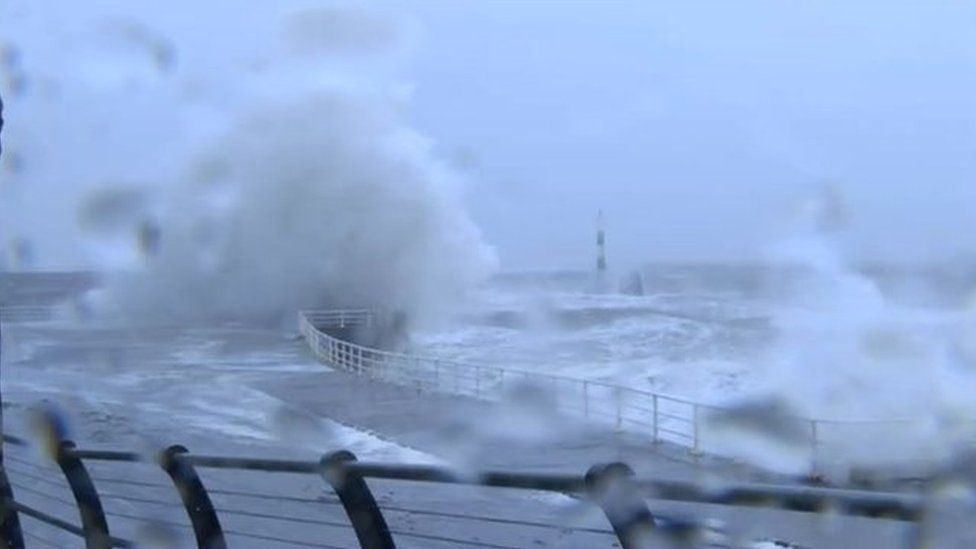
[263,364,767,481]
[0,272,916,547]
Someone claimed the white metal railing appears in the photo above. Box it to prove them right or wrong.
[298,310,705,447]
[298,310,961,476]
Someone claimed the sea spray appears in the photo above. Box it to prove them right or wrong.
[761,187,956,420]
[103,92,497,325]
[0,2,497,324]
[712,187,976,472]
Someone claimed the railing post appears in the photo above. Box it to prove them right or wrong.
[371,351,381,380]
[0,463,25,549]
[320,450,395,549]
[691,405,701,456]
[414,357,423,393]
[585,462,655,549]
[614,386,622,431]
[583,381,589,419]
[159,445,226,549]
[652,395,659,443]
[55,441,112,549]
[810,420,819,478]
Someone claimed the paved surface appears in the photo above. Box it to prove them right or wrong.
[263,366,768,481]
[0,272,924,547]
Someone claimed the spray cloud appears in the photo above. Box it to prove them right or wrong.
[109,92,496,324]
[0,3,498,324]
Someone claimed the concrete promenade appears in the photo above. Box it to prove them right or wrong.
[0,272,918,547]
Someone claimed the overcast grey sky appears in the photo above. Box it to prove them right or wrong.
[2,1,974,271]
[397,1,976,269]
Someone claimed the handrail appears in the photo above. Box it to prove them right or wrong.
[298,309,965,476]
[0,429,938,549]
[0,433,927,527]
[0,309,947,548]
[298,310,744,457]
[299,310,740,411]
[0,311,941,548]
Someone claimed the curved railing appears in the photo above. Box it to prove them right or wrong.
[299,310,962,477]
[0,427,927,549]
[0,308,943,547]
[299,310,711,448]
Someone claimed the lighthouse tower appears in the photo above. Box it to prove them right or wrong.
[587,210,612,294]
[596,210,607,273]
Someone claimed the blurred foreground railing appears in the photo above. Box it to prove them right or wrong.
[0,425,930,549]
[299,310,965,479]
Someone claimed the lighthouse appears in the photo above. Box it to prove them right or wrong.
[596,210,607,273]
[587,210,613,294]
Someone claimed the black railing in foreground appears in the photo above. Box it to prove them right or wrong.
[0,432,926,549]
